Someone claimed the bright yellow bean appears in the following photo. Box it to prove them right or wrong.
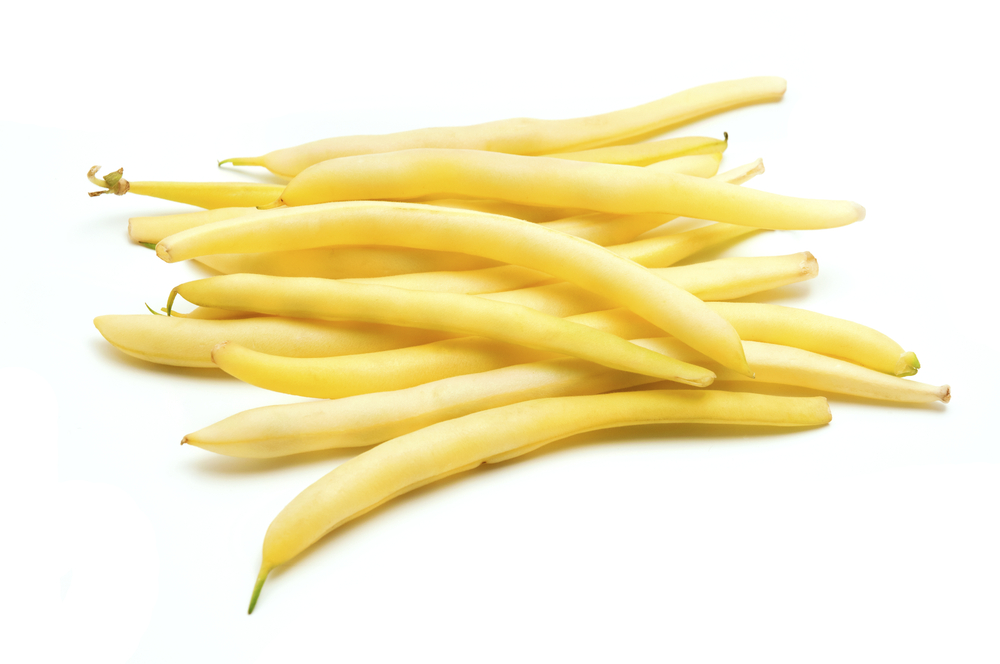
[268,150,863,230]
[184,355,660,457]
[98,252,800,368]
[705,302,920,376]
[631,339,949,403]
[127,151,728,246]
[87,167,284,209]
[247,389,829,612]
[172,274,716,386]
[93,314,446,368]
[209,255,815,397]
[547,135,727,166]
[221,77,783,177]
[188,325,943,462]
[158,203,751,374]
[105,139,720,213]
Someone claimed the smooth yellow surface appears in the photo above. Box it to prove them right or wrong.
[239,76,785,176]
[93,315,447,368]
[191,329,944,461]
[631,339,949,403]
[176,274,716,386]
[208,255,815,397]
[547,136,726,166]
[186,355,660,457]
[248,389,828,612]
[98,252,806,369]
[185,157,759,281]
[159,203,750,374]
[706,302,917,376]
[129,182,284,210]
[128,149,723,243]
[272,149,863,230]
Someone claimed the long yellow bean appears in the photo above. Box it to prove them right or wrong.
[171,274,716,386]
[158,203,751,373]
[221,76,783,176]
[87,167,284,209]
[630,339,949,403]
[93,315,446,368]
[706,302,920,376]
[187,332,944,461]
[209,255,816,397]
[128,151,728,246]
[268,150,863,230]
[98,139,721,211]
[97,252,800,368]
[547,135,727,166]
[247,389,829,612]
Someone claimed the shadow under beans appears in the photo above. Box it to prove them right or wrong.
[185,444,369,477]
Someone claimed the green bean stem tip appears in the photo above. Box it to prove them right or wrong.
[165,289,179,317]
[248,568,270,614]
[86,165,129,197]
[218,156,265,168]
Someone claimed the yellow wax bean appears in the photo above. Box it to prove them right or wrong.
[156,158,759,281]
[247,389,829,613]
[158,204,751,374]
[269,150,863,230]
[189,329,944,461]
[209,255,815,397]
[87,167,284,209]
[184,354,661,458]
[630,339,949,403]
[128,151,725,245]
[546,135,727,166]
[223,76,783,177]
[705,302,920,376]
[172,274,716,386]
[93,315,446,368]
[99,251,801,369]
[105,140,720,214]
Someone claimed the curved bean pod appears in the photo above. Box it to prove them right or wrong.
[158,203,751,374]
[222,76,782,176]
[171,274,716,386]
[188,333,945,461]
[268,150,863,230]
[128,151,728,246]
[209,254,816,397]
[247,389,829,612]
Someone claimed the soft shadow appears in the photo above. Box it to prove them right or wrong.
[726,281,815,304]
[92,339,233,381]
[185,445,370,476]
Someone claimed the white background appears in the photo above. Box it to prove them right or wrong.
[2,1,998,662]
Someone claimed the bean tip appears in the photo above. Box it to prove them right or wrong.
[939,385,951,404]
[851,202,866,222]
